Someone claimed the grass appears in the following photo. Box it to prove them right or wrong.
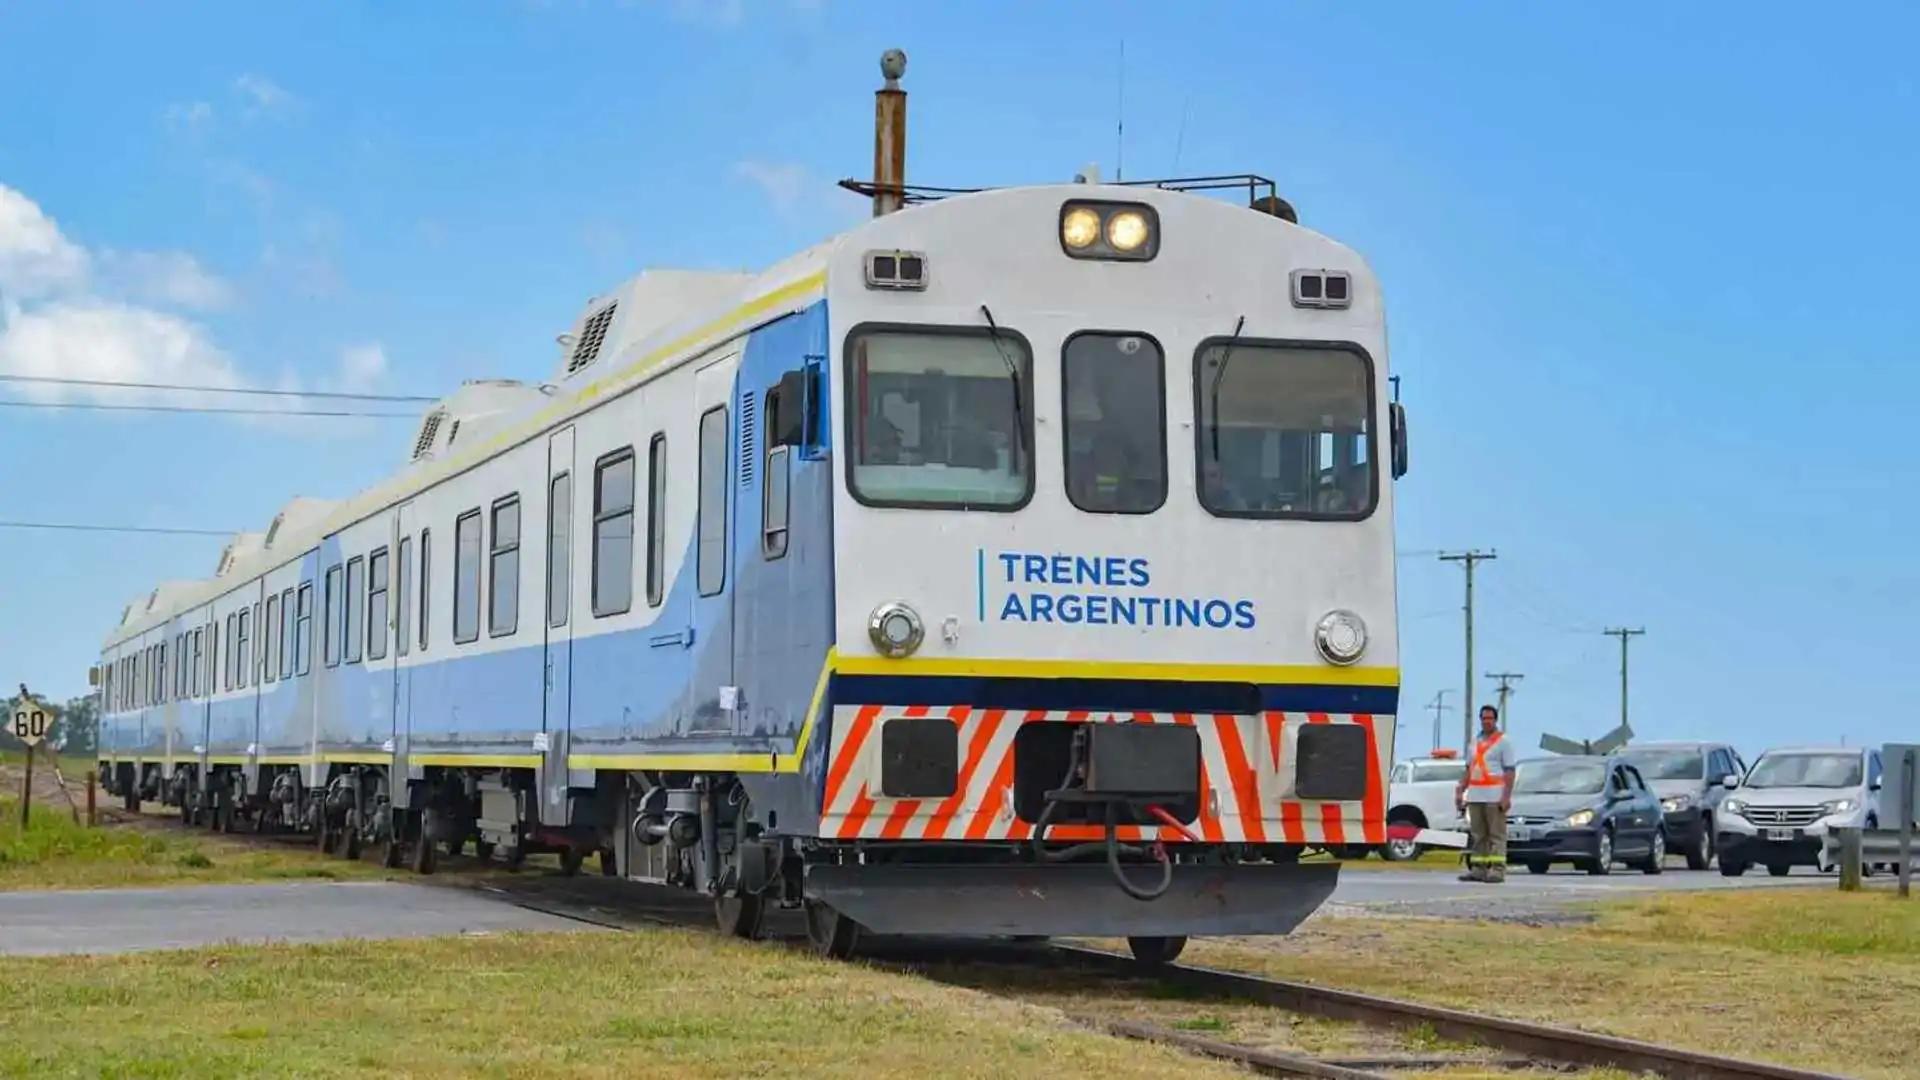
[0,930,1245,1079]
[1182,886,1920,1079]
[0,800,393,891]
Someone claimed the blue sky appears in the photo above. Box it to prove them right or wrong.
[2,3,1914,757]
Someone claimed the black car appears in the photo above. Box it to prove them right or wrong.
[1505,756,1667,875]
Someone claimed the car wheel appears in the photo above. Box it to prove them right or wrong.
[1640,829,1666,875]
[1586,828,1614,876]
[1383,836,1423,861]
[1527,860,1550,875]
[1719,859,1748,877]
[1767,863,1791,877]
[1685,818,1712,871]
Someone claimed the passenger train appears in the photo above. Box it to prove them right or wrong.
[95,58,1406,962]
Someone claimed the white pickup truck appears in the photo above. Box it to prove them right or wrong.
[1384,755,1471,860]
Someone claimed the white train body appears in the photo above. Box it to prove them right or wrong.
[96,182,1401,939]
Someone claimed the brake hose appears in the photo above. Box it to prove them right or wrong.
[1027,730,1179,900]
[1104,801,1174,901]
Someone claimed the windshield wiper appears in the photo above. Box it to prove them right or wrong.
[979,304,1025,463]
[1206,314,1247,460]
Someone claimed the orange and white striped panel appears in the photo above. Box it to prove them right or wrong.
[817,705,1391,845]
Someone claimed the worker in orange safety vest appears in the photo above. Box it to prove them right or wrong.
[1454,704,1516,882]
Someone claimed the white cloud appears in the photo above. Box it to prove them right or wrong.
[163,100,214,134]
[732,159,812,214]
[332,343,388,393]
[233,73,295,117]
[0,299,243,407]
[99,250,235,310]
[0,186,90,300]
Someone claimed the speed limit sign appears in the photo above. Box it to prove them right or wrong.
[10,702,49,747]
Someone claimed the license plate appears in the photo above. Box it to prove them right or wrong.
[1765,828,1797,842]
[1510,826,1533,842]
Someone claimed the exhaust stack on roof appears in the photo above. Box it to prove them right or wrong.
[872,49,907,217]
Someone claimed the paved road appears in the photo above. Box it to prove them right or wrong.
[0,862,1846,956]
[1325,864,1830,921]
[0,881,592,956]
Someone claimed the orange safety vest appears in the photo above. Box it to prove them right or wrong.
[1467,733,1508,788]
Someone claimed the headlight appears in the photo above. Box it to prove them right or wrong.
[1723,798,1747,815]
[1564,809,1596,828]
[867,601,924,658]
[1060,207,1101,250]
[1106,210,1150,252]
[1059,200,1159,261]
[1661,794,1693,813]
[1821,798,1856,816]
[1313,609,1368,666]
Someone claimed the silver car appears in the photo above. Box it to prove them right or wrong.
[1716,745,1884,876]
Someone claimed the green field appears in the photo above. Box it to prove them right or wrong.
[0,800,392,891]
[0,930,1239,1079]
[1186,886,1920,1079]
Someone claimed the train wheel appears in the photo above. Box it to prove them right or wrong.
[1127,935,1188,968]
[380,812,406,869]
[715,893,765,940]
[804,900,861,959]
[334,809,363,861]
[410,807,439,875]
[316,812,333,853]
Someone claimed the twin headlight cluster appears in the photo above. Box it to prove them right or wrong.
[870,600,1369,666]
[1059,200,1159,261]
[1722,798,1857,817]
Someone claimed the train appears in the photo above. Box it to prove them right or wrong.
[94,53,1406,964]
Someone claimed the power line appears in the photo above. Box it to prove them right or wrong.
[0,373,438,402]
[0,399,416,417]
[0,520,235,537]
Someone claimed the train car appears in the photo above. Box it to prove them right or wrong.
[97,56,1406,962]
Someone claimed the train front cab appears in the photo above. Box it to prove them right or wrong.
[797,185,1401,951]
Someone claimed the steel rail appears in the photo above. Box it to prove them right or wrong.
[1052,945,1844,1080]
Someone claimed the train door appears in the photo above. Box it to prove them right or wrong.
[392,501,416,761]
[544,428,575,742]
[688,356,737,733]
[364,508,400,755]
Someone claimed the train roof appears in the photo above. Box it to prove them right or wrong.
[103,182,1354,648]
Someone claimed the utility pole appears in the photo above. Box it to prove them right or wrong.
[1424,690,1452,752]
[1603,627,1646,732]
[1438,550,1497,753]
[1485,672,1525,733]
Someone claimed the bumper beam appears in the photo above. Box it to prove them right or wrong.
[805,861,1339,937]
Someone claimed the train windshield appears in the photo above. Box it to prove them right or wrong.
[1195,342,1373,519]
[847,328,1031,509]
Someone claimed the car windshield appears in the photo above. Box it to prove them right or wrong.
[1513,760,1606,795]
[1616,748,1703,781]
[1411,762,1466,783]
[1745,753,1861,789]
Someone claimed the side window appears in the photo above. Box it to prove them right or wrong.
[397,537,413,658]
[646,434,667,607]
[763,389,790,560]
[418,530,431,652]
[1870,753,1883,788]
[190,628,203,697]
[324,564,343,667]
[279,588,294,679]
[592,450,635,617]
[209,621,220,692]
[264,596,278,683]
[237,606,252,689]
[224,612,236,689]
[1063,332,1168,513]
[548,474,571,628]
[344,556,365,664]
[1390,763,1408,784]
[453,510,482,643]
[489,497,520,637]
[697,406,727,596]
[295,583,313,676]
[367,547,390,660]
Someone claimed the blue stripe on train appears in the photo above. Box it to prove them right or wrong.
[830,673,1399,716]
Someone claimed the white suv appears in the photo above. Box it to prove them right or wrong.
[1717,745,1883,876]
[1385,756,1470,860]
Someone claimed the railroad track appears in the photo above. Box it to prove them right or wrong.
[119,813,1847,1080]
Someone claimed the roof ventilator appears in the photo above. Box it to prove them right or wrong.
[567,303,618,375]
[411,409,446,462]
